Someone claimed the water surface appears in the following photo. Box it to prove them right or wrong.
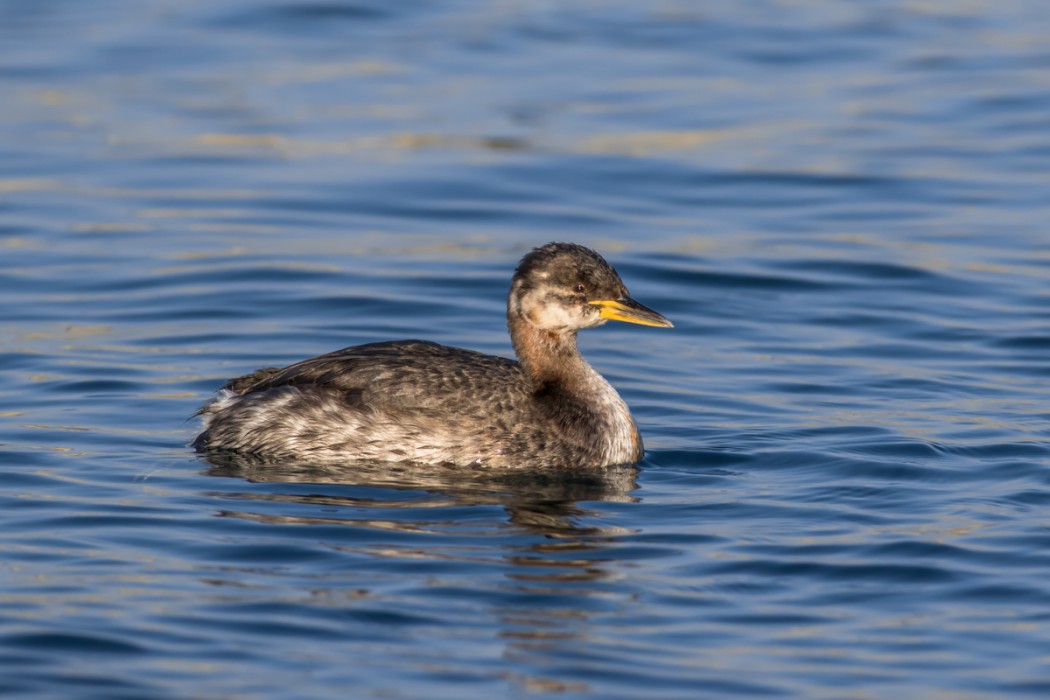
[2,1,1050,698]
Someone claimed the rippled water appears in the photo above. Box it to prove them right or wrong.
[3,1,1050,698]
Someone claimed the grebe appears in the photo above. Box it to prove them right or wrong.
[193,242,672,467]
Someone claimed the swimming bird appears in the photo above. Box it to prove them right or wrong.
[193,242,672,468]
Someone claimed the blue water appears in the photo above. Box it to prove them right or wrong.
[3,1,1050,698]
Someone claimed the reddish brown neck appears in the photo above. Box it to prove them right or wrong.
[509,315,587,389]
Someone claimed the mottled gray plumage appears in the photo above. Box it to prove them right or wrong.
[193,242,672,468]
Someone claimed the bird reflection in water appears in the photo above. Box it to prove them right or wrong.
[201,451,638,540]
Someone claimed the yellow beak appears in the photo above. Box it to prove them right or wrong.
[589,297,674,328]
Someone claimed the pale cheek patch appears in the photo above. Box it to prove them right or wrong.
[525,292,601,330]
[527,303,577,330]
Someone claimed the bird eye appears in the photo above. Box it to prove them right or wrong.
[575,283,585,293]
